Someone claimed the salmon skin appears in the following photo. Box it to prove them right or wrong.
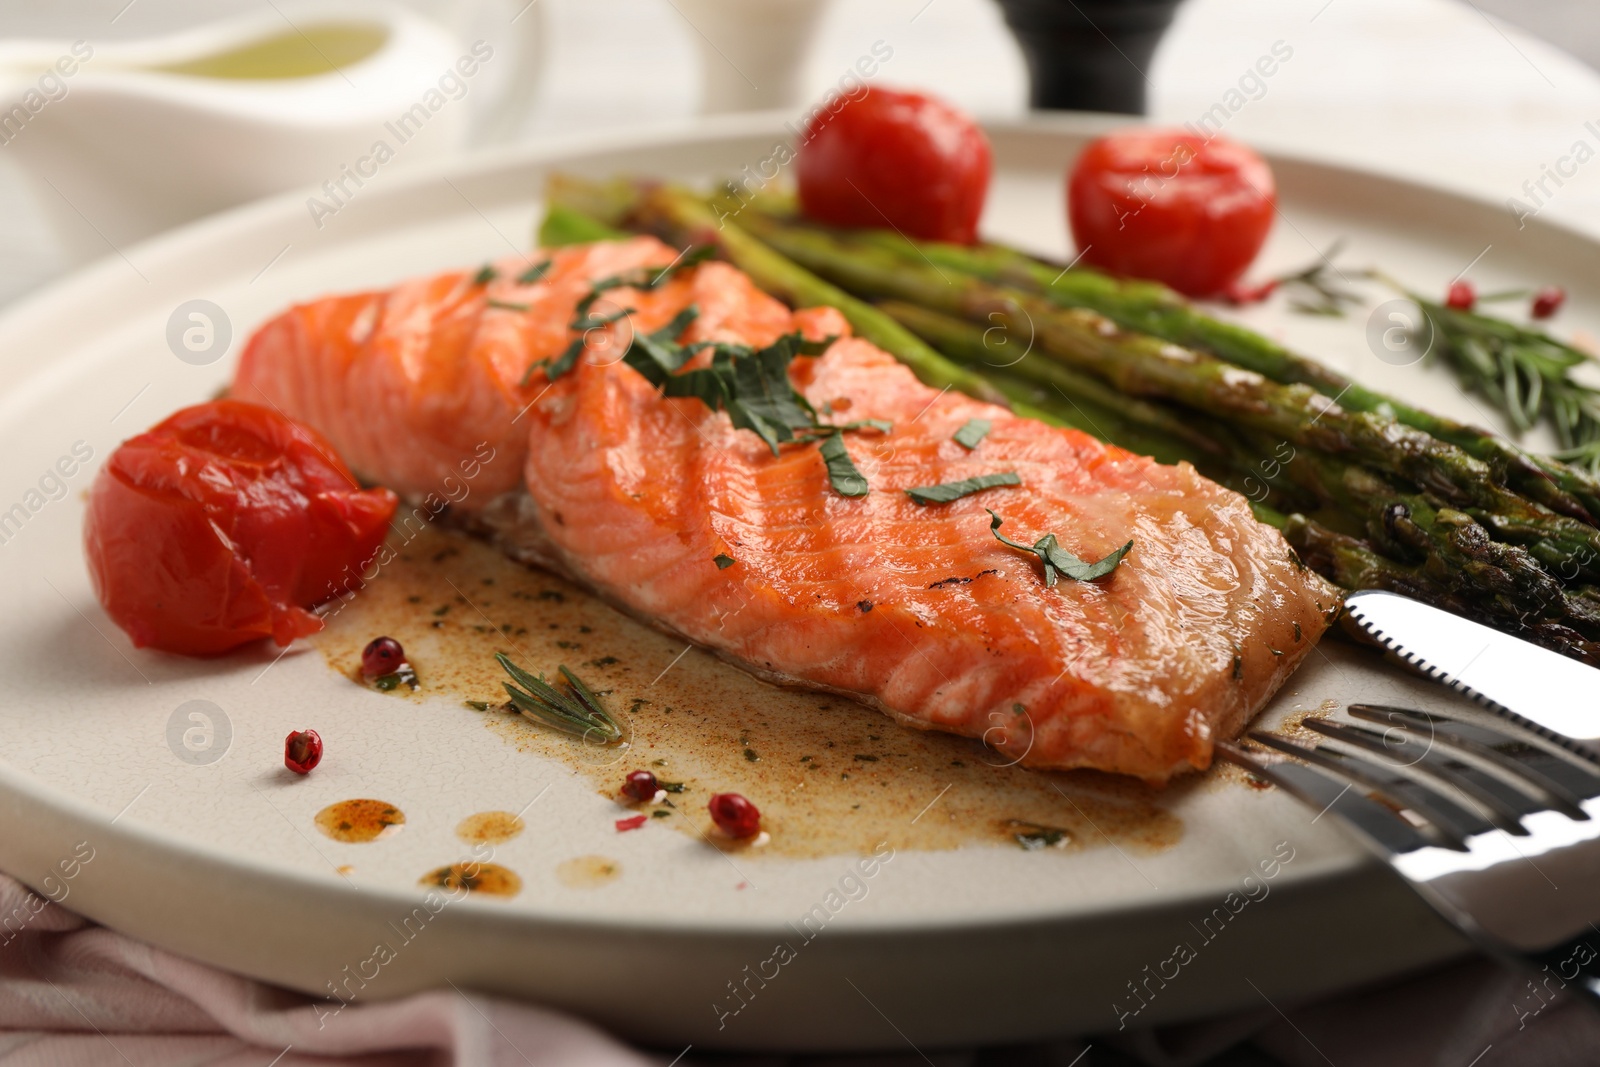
[236,236,1339,782]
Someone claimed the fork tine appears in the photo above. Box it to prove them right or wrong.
[1348,704,1600,814]
[1304,719,1537,834]
[1247,731,1490,849]
[1216,741,1432,855]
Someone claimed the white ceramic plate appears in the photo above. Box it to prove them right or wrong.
[2,113,1592,1051]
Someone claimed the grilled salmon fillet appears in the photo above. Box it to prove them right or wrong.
[236,236,1339,781]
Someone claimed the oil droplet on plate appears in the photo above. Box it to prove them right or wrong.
[556,855,621,888]
[315,799,406,843]
[455,810,526,845]
[335,865,355,876]
[419,862,522,897]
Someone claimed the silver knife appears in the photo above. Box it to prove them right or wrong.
[1344,590,1600,746]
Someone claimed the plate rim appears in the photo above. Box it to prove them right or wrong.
[0,107,1547,938]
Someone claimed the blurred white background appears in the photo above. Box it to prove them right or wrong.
[0,0,1596,306]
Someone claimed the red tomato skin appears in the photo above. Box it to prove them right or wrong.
[83,400,398,657]
[1068,130,1276,297]
[798,87,992,245]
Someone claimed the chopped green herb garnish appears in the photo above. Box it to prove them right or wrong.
[713,553,736,569]
[539,336,588,383]
[571,300,633,333]
[464,699,492,711]
[659,333,829,455]
[619,307,870,488]
[471,265,497,286]
[517,259,553,285]
[987,509,1131,587]
[495,653,623,743]
[819,431,868,497]
[1007,820,1070,850]
[487,299,530,312]
[373,663,419,692]
[541,251,872,496]
[803,418,892,436]
[651,809,671,818]
[953,418,991,449]
[659,780,686,793]
[524,249,713,386]
[589,245,716,296]
[907,471,1021,505]
[623,305,700,386]
[637,244,716,287]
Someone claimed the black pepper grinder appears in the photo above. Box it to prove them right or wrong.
[994,0,1184,114]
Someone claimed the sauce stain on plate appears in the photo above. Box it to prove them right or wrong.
[556,855,621,888]
[315,799,405,843]
[419,862,523,897]
[316,527,1186,859]
[456,810,526,844]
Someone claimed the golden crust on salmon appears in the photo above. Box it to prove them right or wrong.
[234,236,1340,782]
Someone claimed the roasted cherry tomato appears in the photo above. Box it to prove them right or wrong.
[84,400,397,656]
[1068,129,1276,297]
[797,87,992,245]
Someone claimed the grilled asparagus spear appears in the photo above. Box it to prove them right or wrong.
[736,205,1600,523]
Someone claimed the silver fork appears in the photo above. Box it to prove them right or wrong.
[1220,703,1600,1005]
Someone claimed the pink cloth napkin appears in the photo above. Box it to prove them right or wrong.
[5,868,1599,1067]
[0,874,654,1066]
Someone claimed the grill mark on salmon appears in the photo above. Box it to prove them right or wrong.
[234,236,1339,782]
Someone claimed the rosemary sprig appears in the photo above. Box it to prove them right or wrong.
[495,653,624,743]
[1220,240,1367,316]
[1411,295,1600,469]
[1274,240,1367,317]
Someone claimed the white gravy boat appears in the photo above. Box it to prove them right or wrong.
[0,2,541,263]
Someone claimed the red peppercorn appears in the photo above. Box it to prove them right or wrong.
[1532,286,1566,320]
[1445,280,1476,311]
[622,770,659,803]
[284,729,323,774]
[1221,278,1278,306]
[361,636,406,678]
[708,792,761,838]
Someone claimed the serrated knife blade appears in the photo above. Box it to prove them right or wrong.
[1344,590,1600,746]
